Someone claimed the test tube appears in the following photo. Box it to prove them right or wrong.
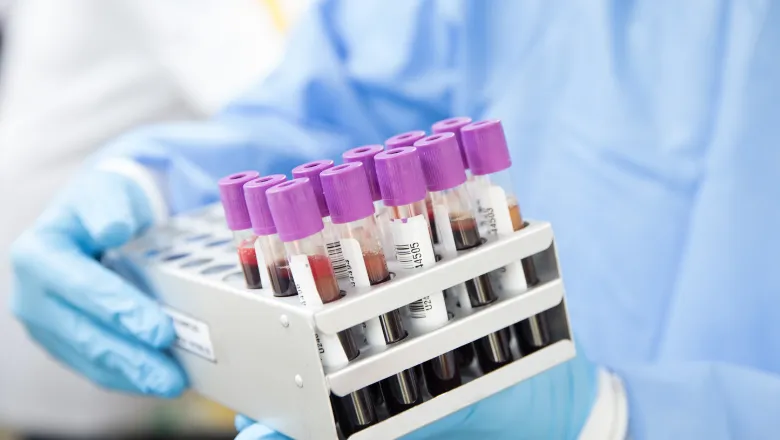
[292,161,350,282]
[375,147,462,396]
[385,130,441,246]
[243,175,297,297]
[461,119,550,355]
[414,133,513,374]
[267,178,377,435]
[218,171,263,290]
[384,130,427,150]
[321,162,423,415]
[432,116,473,178]
[342,145,395,260]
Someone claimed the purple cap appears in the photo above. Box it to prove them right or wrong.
[414,133,467,191]
[461,119,512,175]
[243,174,287,236]
[432,116,472,169]
[342,145,383,201]
[385,130,426,150]
[320,163,375,224]
[266,178,325,242]
[218,171,260,230]
[375,147,427,206]
[291,160,334,218]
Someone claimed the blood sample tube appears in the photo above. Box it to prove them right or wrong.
[375,147,462,396]
[384,130,427,150]
[243,175,297,297]
[342,145,395,259]
[321,162,423,415]
[432,116,473,178]
[461,119,550,355]
[292,160,351,283]
[384,130,442,246]
[218,171,263,290]
[267,178,377,435]
[414,133,512,374]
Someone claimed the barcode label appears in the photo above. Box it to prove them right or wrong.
[326,241,349,279]
[389,214,448,332]
[409,296,433,318]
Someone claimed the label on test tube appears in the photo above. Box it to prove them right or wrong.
[475,185,529,295]
[390,214,449,333]
[324,218,349,280]
[253,241,273,294]
[339,238,371,287]
[475,185,514,238]
[433,203,472,312]
[340,238,387,346]
[289,254,350,368]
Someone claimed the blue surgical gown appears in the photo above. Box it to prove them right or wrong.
[108,1,780,437]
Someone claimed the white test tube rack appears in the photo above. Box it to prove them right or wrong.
[104,204,576,440]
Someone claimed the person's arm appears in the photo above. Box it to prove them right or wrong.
[94,0,460,215]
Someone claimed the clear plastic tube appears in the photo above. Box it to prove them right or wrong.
[335,214,422,414]
[285,230,378,434]
[373,199,396,260]
[254,232,297,297]
[388,201,462,396]
[233,229,263,290]
[430,185,512,373]
[470,171,549,354]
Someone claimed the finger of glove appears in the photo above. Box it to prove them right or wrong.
[11,231,175,349]
[235,414,256,432]
[17,295,187,397]
[71,171,153,250]
[234,423,290,440]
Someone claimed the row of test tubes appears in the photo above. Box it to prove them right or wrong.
[216,118,552,436]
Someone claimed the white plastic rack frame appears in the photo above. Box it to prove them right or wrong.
[105,204,576,440]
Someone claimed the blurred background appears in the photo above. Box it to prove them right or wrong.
[0,1,310,438]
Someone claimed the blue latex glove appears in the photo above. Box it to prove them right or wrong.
[234,353,597,439]
[9,169,187,397]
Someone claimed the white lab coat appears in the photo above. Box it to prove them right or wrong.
[0,0,307,435]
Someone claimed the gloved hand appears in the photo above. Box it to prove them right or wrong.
[234,351,597,439]
[9,168,187,397]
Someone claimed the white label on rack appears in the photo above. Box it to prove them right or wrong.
[163,307,216,362]
[288,254,349,367]
[339,238,370,287]
[253,240,273,293]
[390,214,448,332]
[433,203,458,258]
[475,184,514,238]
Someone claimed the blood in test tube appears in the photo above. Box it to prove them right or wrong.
[243,174,298,297]
[292,160,354,282]
[415,132,512,374]
[507,200,548,353]
[376,147,462,397]
[462,119,552,355]
[237,246,263,289]
[267,178,377,434]
[308,254,342,304]
[342,145,396,260]
[218,170,263,290]
[321,162,422,415]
